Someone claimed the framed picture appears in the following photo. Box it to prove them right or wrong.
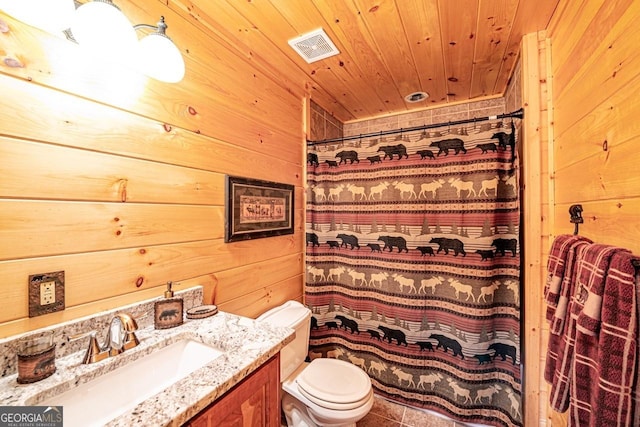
[225,175,295,242]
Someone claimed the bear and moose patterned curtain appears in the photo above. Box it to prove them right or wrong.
[305,118,522,427]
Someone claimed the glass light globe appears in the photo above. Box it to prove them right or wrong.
[138,33,185,83]
[70,1,137,63]
[0,0,75,35]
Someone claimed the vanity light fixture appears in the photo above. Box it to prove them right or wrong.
[70,0,139,63]
[134,16,185,83]
[0,0,185,83]
[0,0,75,35]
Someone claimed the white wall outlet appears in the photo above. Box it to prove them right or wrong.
[40,281,56,305]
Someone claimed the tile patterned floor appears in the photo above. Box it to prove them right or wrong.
[356,395,463,427]
[281,394,480,426]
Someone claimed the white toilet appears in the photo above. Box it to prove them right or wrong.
[257,301,374,427]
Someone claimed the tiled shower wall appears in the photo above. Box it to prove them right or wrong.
[309,100,344,142]
[504,57,523,113]
[343,97,507,138]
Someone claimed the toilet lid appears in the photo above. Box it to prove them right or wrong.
[296,358,371,409]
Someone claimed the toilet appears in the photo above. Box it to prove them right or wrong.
[257,301,374,427]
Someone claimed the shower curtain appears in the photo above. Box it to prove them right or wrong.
[305,119,522,427]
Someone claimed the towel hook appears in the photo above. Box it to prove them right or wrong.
[569,204,584,235]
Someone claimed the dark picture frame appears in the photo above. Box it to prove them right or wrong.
[225,175,295,242]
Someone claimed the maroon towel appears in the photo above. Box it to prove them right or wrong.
[632,270,640,427]
[545,235,593,328]
[559,244,618,427]
[571,250,636,427]
[547,240,591,409]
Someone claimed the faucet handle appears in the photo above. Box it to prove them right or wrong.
[117,313,139,331]
[108,313,140,355]
[120,313,140,351]
[68,330,108,364]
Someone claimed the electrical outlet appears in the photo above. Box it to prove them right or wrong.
[29,271,65,317]
[40,281,56,305]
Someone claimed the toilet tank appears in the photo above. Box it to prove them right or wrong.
[257,300,311,381]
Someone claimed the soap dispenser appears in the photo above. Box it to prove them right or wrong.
[154,281,184,329]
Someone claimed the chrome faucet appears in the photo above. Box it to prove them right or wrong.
[69,312,140,364]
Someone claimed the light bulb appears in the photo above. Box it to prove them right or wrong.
[138,34,185,83]
[0,0,75,35]
[70,1,137,64]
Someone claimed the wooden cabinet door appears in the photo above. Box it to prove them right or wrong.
[186,354,281,427]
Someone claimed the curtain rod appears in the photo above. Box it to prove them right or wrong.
[307,107,524,146]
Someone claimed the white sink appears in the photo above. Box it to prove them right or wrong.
[40,339,223,427]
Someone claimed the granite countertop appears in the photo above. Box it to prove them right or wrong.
[0,311,294,426]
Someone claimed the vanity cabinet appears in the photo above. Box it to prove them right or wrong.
[185,353,281,427]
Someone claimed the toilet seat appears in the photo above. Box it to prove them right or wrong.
[295,358,372,410]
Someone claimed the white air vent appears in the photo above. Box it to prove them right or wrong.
[288,28,340,63]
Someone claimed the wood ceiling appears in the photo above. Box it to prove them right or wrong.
[176,0,560,123]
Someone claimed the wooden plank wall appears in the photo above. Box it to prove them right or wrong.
[520,31,552,427]
[543,1,640,425]
[0,2,305,338]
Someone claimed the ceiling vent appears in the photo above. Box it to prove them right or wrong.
[288,28,340,63]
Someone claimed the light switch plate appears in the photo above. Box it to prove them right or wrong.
[29,271,65,317]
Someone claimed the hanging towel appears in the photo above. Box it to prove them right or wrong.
[546,239,591,410]
[544,235,591,388]
[570,249,636,427]
[632,268,640,427]
[545,234,593,328]
[559,243,618,427]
